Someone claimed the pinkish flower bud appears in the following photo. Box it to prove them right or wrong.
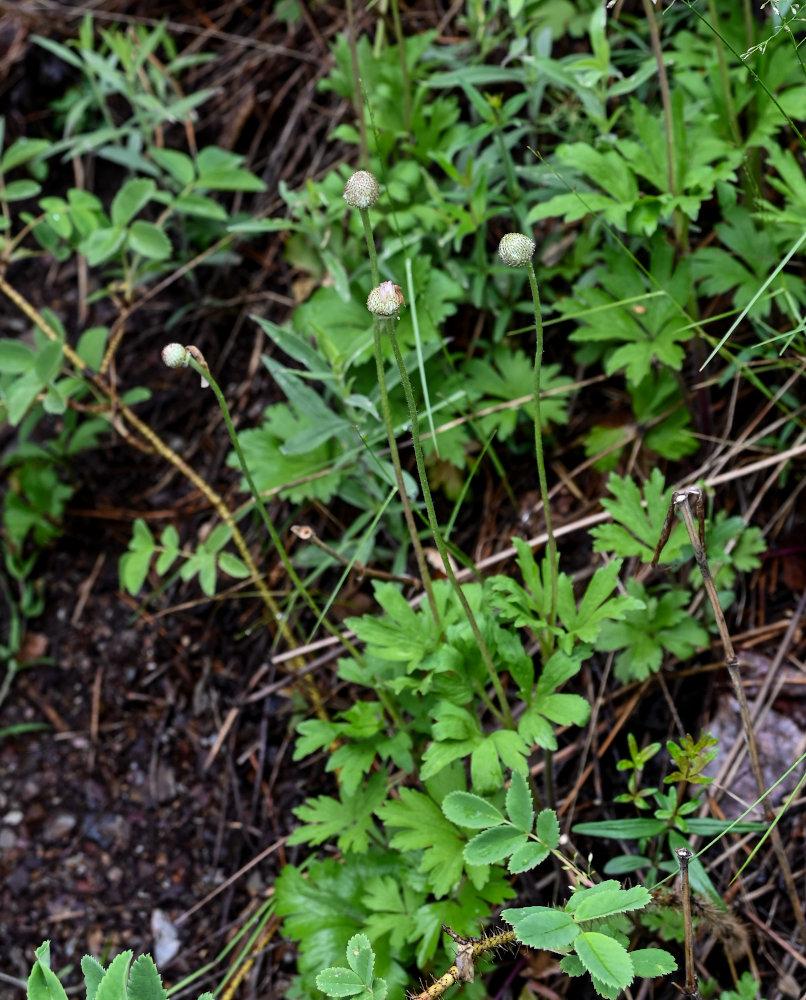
[367,281,405,317]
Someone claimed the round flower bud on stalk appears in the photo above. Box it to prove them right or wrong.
[162,343,189,368]
[343,170,380,209]
[498,232,536,267]
[367,281,405,317]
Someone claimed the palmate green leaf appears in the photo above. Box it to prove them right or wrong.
[232,404,342,504]
[554,558,644,651]
[378,787,467,898]
[591,468,684,562]
[275,852,409,1000]
[517,649,590,749]
[595,580,708,683]
[463,348,572,441]
[423,705,529,793]
[573,932,633,990]
[347,581,440,669]
[288,772,387,853]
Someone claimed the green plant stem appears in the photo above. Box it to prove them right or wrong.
[525,261,558,639]
[706,0,742,148]
[389,0,412,134]
[641,0,687,250]
[371,322,440,623]
[186,356,362,662]
[356,204,439,619]
[345,0,370,167]
[384,318,514,729]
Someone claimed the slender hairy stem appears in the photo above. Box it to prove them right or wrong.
[185,356,362,661]
[371,322,439,622]
[525,261,558,638]
[385,319,513,727]
[671,488,806,946]
[642,0,687,249]
[355,202,439,619]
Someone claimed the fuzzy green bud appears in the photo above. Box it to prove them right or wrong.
[162,343,189,368]
[343,170,380,209]
[367,281,405,317]
[498,232,536,267]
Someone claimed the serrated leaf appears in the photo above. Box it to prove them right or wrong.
[502,905,579,950]
[27,961,69,1000]
[464,826,528,865]
[572,883,650,921]
[536,808,560,849]
[629,947,677,978]
[508,841,550,873]
[127,955,167,1000]
[378,787,466,898]
[345,933,374,981]
[288,772,387,853]
[315,967,364,997]
[506,771,534,832]
[442,791,504,829]
[81,955,104,1000]
[95,951,133,1000]
[573,932,633,990]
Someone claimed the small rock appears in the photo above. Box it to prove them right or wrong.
[43,812,77,843]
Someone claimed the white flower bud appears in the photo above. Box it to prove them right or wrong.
[498,232,536,267]
[343,170,380,209]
